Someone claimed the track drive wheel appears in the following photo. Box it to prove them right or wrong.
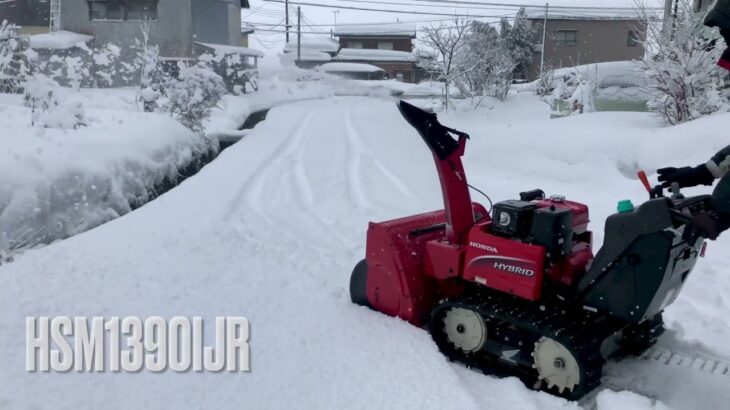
[443,307,487,353]
[532,336,594,399]
[350,259,371,308]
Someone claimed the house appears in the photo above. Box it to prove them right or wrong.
[283,37,339,69]
[241,22,255,47]
[525,10,648,80]
[333,24,417,82]
[57,0,253,61]
[0,0,50,35]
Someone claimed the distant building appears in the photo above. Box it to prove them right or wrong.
[57,0,254,61]
[526,10,648,80]
[333,24,417,82]
[0,0,51,35]
[283,37,340,69]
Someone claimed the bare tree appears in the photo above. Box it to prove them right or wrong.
[422,18,469,111]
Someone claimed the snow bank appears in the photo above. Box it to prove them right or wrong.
[28,30,94,50]
[0,94,216,257]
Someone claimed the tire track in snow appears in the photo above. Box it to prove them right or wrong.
[225,110,315,219]
[343,110,416,201]
[342,109,370,209]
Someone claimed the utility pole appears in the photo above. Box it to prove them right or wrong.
[297,7,302,63]
[285,0,290,43]
[539,2,549,78]
[331,10,339,38]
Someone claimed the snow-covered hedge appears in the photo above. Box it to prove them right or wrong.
[0,103,217,259]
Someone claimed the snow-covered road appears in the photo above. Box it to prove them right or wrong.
[2,96,729,409]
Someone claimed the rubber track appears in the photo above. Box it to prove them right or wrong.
[432,291,611,399]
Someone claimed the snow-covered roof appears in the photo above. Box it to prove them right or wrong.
[524,9,650,21]
[29,31,94,50]
[334,24,416,38]
[335,48,416,62]
[284,50,333,62]
[319,62,384,73]
[283,37,340,54]
[195,42,264,57]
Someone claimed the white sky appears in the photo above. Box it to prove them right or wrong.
[245,0,665,54]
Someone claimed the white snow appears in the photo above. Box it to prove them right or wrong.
[524,9,651,21]
[283,37,340,54]
[334,23,417,37]
[319,62,385,73]
[335,48,417,62]
[0,87,214,256]
[1,92,729,410]
[282,50,333,62]
[28,30,94,50]
[194,41,264,58]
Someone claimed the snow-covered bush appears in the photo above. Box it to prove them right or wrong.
[0,20,33,93]
[164,65,226,133]
[199,51,259,95]
[90,43,121,87]
[23,74,85,129]
[641,0,728,125]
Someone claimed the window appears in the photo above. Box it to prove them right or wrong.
[348,41,363,49]
[378,42,394,50]
[88,1,158,21]
[555,30,577,47]
[126,1,158,20]
[628,29,641,47]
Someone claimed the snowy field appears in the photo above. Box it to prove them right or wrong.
[1,94,729,409]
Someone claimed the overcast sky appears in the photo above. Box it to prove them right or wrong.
[245,0,665,54]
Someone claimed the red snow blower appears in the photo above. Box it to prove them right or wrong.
[350,101,711,399]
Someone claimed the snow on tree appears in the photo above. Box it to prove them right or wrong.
[414,49,442,82]
[0,20,33,93]
[505,8,536,81]
[163,64,226,134]
[453,20,517,103]
[120,19,167,111]
[421,18,470,111]
[641,0,728,125]
[23,74,86,129]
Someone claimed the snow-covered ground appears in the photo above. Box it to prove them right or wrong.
[1,93,729,409]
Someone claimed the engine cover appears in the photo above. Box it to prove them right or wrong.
[463,228,546,301]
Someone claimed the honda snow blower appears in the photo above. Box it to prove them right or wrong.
[350,101,711,399]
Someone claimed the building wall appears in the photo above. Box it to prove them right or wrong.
[365,61,416,83]
[527,19,646,80]
[338,36,413,52]
[61,0,202,58]
[191,0,240,47]
[0,0,50,33]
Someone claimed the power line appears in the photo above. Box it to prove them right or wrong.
[261,0,521,17]
[404,0,662,11]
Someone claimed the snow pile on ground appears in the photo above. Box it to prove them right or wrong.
[1,94,728,409]
[0,89,215,257]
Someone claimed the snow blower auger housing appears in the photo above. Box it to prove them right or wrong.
[350,101,710,399]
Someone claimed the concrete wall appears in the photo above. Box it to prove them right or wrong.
[338,36,413,52]
[527,19,646,80]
